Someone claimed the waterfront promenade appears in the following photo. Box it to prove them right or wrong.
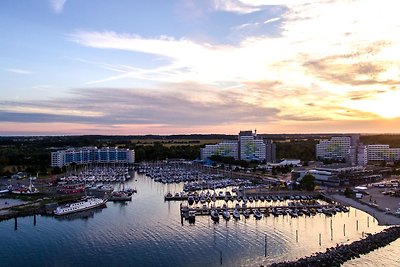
[328,194,400,226]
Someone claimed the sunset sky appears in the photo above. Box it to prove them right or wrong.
[1,0,400,135]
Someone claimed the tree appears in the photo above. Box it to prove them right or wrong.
[299,174,316,191]
[344,187,352,198]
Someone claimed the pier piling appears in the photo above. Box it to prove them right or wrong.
[34,214,36,226]
[343,224,346,236]
[356,220,358,231]
[265,234,267,257]
[296,230,298,243]
[14,217,17,230]
[220,251,222,265]
[319,233,321,246]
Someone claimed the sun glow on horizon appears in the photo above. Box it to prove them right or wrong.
[348,90,400,119]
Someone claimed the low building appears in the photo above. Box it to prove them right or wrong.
[292,164,383,187]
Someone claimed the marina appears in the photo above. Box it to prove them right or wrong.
[0,172,397,267]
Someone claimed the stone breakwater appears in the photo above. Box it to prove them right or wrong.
[269,226,400,267]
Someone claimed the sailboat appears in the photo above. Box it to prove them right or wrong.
[108,182,132,202]
[12,176,39,195]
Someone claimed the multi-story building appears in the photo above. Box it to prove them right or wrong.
[357,145,368,166]
[316,136,352,162]
[201,130,276,162]
[238,130,266,161]
[366,144,400,162]
[51,147,135,168]
[265,139,276,163]
[200,141,238,160]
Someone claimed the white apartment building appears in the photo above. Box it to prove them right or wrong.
[200,141,238,160]
[367,144,400,162]
[201,130,276,162]
[51,147,135,168]
[316,136,351,161]
[238,130,266,161]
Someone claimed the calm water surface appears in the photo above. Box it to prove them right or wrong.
[0,172,398,267]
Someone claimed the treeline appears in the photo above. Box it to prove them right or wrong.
[360,134,400,147]
[209,155,255,168]
[276,139,318,162]
[133,142,201,161]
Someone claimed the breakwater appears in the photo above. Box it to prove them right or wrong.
[270,226,400,267]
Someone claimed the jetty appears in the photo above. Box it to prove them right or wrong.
[180,203,348,218]
[270,226,400,267]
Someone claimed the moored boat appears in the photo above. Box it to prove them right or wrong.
[188,211,196,224]
[11,178,39,195]
[54,197,107,216]
[243,209,250,218]
[109,191,132,202]
[211,209,219,222]
[222,210,231,221]
[253,209,262,219]
[233,209,240,220]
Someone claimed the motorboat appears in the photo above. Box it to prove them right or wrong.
[253,209,262,220]
[222,210,231,221]
[233,209,240,220]
[210,209,219,222]
[108,191,132,202]
[243,209,250,218]
[188,211,196,224]
[188,195,194,205]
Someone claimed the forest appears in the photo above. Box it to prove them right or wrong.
[1,134,399,176]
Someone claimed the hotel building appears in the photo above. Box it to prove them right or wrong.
[51,147,135,168]
[316,136,352,162]
[201,130,276,162]
[200,141,238,160]
[366,144,400,162]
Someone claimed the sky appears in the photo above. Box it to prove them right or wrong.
[1,0,400,135]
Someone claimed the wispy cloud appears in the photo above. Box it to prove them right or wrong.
[49,0,66,14]
[264,17,280,24]
[4,68,32,75]
[63,0,400,130]
[212,0,261,14]
[0,84,279,127]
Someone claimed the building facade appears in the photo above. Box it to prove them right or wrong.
[51,147,135,168]
[238,131,266,161]
[265,139,276,163]
[200,141,238,160]
[366,144,400,162]
[201,130,276,162]
[316,136,352,162]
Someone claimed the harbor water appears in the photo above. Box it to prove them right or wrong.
[0,172,399,267]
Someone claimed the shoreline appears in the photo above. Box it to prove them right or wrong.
[327,193,400,226]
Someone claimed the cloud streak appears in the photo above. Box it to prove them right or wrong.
[4,68,32,74]
[0,84,280,127]
[49,0,66,14]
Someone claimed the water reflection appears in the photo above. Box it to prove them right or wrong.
[0,172,392,267]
